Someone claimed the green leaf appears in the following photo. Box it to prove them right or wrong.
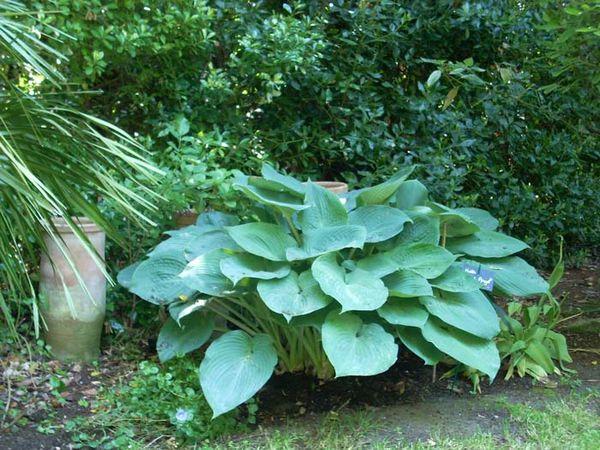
[422,317,500,379]
[394,213,440,245]
[233,174,307,215]
[322,311,398,377]
[185,229,241,260]
[196,212,240,228]
[446,230,529,258]
[455,208,498,231]
[129,255,194,305]
[199,331,277,417]
[257,270,332,321]
[220,253,290,285]
[312,253,388,312]
[348,206,411,243]
[468,257,549,296]
[420,290,499,339]
[383,270,433,297]
[396,326,444,365]
[432,203,480,237]
[426,69,442,87]
[227,223,297,261]
[286,225,365,260]
[356,166,415,206]
[157,311,214,362]
[169,298,208,324]
[298,181,347,231]
[180,249,233,296]
[395,180,429,210]
[117,262,140,290]
[524,340,555,373]
[261,163,305,196]
[377,298,429,327]
[430,264,482,292]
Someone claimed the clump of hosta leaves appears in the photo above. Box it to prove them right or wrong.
[119,164,550,417]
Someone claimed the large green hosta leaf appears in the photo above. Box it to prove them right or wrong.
[394,213,440,245]
[396,326,444,365]
[431,203,480,237]
[395,180,429,210]
[312,253,388,312]
[286,225,366,260]
[454,208,498,231]
[226,223,297,261]
[169,298,208,324]
[220,253,290,285]
[257,270,332,321]
[430,264,482,292]
[446,230,529,258]
[233,174,307,215]
[348,206,411,243]
[298,182,347,231]
[422,317,500,379]
[157,311,214,362]
[466,256,549,296]
[420,291,499,339]
[383,270,433,297]
[180,249,233,296]
[129,255,194,305]
[356,166,415,206]
[261,163,306,197]
[322,312,398,377]
[185,229,240,260]
[196,211,240,228]
[151,228,239,262]
[377,298,429,327]
[199,331,277,417]
[117,262,140,289]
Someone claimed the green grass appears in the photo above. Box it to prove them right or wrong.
[216,390,599,450]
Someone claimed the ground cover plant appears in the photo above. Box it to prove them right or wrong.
[119,164,554,417]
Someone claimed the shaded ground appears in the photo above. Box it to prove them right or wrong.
[1,265,598,449]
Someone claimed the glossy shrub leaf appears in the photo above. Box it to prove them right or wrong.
[356,166,414,205]
[286,225,365,260]
[455,208,498,231]
[468,257,549,296]
[430,264,482,292]
[261,163,306,196]
[199,331,277,417]
[420,290,499,339]
[157,311,214,362]
[383,270,433,298]
[396,180,429,210]
[257,270,332,321]
[298,181,347,231]
[220,253,290,285]
[377,298,429,327]
[322,311,398,377]
[180,249,232,296]
[396,326,444,365]
[129,256,194,305]
[226,223,296,261]
[394,213,440,245]
[348,205,411,243]
[422,317,500,379]
[312,253,388,312]
[446,230,529,258]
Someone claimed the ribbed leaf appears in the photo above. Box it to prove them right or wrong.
[233,174,307,214]
[157,311,214,362]
[396,326,444,365]
[257,270,332,321]
[422,317,500,379]
[312,253,388,312]
[446,230,529,258]
[261,163,306,196]
[396,180,429,210]
[298,181,347,231]
[467,257,549,296]
[199,331,277,417]
[220,253,290,285]
[356,166,415,206]
[227,223,296,261]
[377,298,429,327]
[432,203,480,237]
[286,225,365,260]
[179,249,232,296]
[322,311,398,377]
[129,256,194,305]
[383,270,433,297]
[394,213,440,245]
[430,264,482,292]
[420,290,499,339]
[455,208,498,231]
[348,206,411,243]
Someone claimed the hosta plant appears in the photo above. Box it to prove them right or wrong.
[119,164,550,417]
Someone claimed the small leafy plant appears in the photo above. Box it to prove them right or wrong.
[120,164,551,417]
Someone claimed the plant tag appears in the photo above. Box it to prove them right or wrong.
[461,262,494,291]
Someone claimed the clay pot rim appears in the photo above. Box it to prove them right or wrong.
[310,181,348,194]
[51,216,102,234]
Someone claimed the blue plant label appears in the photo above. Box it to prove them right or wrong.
[461,262,494,291]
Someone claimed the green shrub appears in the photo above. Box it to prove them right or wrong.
[119,164,552,417]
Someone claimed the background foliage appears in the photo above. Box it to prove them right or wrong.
[30,0,599,268]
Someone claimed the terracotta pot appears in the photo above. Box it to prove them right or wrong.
[39,217,106,362]
[173,209,199,229]
[312,181,348,194]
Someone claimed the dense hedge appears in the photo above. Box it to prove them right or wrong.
[33,0,599,265]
